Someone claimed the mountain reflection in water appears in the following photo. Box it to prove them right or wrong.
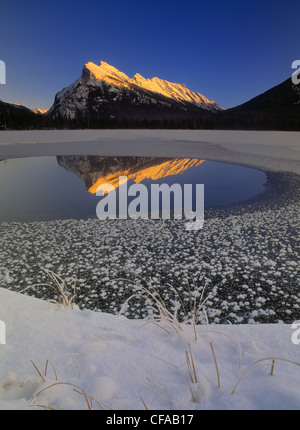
[56,155,205,193]
[0,154,267,222]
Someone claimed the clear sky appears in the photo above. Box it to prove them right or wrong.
[0,0,299,110]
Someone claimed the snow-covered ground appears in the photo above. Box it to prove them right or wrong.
[0,129,299,174]
[1,287,300,411]
[0,130,299,411]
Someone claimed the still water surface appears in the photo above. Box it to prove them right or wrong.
[0,155,267,222]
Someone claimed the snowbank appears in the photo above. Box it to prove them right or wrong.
[0,287,299,410]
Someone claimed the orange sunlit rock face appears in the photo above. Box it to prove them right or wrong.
[84,61,221,110]
[88,158,205,194]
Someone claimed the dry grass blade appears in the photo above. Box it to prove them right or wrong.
[90,398,112,410]
[184,376,204,403]
[118,274,212,340]
[31,360,46,383]
[189,343,197,384]
[143,367,163,387]
[185,351,194,383]
[270,359,275,376]
[129,369,173,406]
[72,387,92,410]
[166,283,188,320]
[29,381,109,410]
[30,402,61,410]
[140,396,149,410]
[184,376,194,400]
[187,280,193,322]
[147,314,183,333]
[44,268,77,309]
[142,381,173,406]
[177,279,211,341]
[44,359,58,380]
[186,280,209,324]
[210,341,220,388]
[73,388,112,410]
[118,276,184,334]
[135,274,169,311]
[31,359,59,383]
[140,319,172,335]
[116,276,169,317]
[185,343,197,384]
[231,356,300,395]
[20,268,77,309]
[118,293,140,317]
[40,269,71,307]
[143,353,178,369]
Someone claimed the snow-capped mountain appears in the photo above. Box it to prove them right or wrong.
[2,61,298,130]
[32,108,48,115]
[47,61,222,123]
[85,61,221,111]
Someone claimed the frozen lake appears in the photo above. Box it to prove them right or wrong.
[0,155,266,222]
[0,131,298,325]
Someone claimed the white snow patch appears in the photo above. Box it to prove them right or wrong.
[0,287,299,410]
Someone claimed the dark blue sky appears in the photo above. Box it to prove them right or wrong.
[0,0,298,110]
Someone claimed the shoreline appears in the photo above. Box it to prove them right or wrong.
[205,169,300,218]
[0,129,299,175]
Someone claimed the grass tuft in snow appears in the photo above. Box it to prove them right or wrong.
[117,274,210,339]
[29,359,111,410]
[29,381,111,410]
[20,268,78,310]
[31,359,58,383]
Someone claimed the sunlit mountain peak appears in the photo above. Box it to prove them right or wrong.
[83,61,222,110]
[84,61,131,88]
